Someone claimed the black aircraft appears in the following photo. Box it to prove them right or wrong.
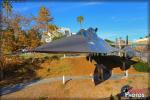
[31,27,137,85]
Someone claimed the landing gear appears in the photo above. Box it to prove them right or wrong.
[121,62,128,79]
[93,64,112,85]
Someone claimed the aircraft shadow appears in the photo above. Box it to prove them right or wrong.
[86,54,137,85]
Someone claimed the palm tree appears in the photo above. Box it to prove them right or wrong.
[77,16,84,29]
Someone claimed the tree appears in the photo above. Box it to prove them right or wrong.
[36,6,53,32]
[52,33,65,41]
[105,39,114,44]
[1,0,13,56]
[0,30,14,79]
[145,35,149,38]
[48,24,58,32]
[1,0,12,80]
[2,0,12,20]
[48,24,58,37]
[77,16,84,29]
[27,28,41,49]
[16,30,28,50]
[140,37,143,39]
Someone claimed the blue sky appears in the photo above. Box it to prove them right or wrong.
[12,1,148,41]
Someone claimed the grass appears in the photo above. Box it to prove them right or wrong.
[127,80,133,84]
[20,53,63,59]
[133,61,150,73]
[60,84,66,89]
[39,96,48,100]
[131,57,141,62]
[48,65,71,75]
[105,86,112,91]
[45,60,72,77]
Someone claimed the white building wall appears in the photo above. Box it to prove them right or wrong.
[57,27,72,36]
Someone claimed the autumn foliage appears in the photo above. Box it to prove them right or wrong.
[0,0,60,80]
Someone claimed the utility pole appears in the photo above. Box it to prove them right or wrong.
[126,35,128,45]
[115,38,118,56]
[118,37,121,56]
[148,34,150,64]
[115,38,118,48]
[124,35,129,78]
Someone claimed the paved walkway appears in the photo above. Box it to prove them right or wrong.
[0,74,145,96]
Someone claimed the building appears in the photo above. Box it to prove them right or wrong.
[134,37,149,44]
[115,38,126,48]
[41,27,73,43]
[57,27,72,37]
[41,31,53,43]
[132,37,149,52]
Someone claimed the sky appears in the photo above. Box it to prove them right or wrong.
[11,1,148,41]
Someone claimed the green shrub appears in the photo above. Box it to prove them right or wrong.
[51,55,60,60]
[39,96,48,100]
[133,62,150,72]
